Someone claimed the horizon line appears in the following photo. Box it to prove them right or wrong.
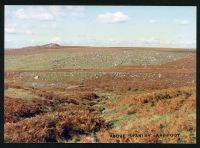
[4,43,196,50]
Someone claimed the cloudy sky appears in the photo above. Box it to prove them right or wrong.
[5,6,196,48]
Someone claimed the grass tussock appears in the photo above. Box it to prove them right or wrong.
[97,86,196,143]
[97,112,195,143]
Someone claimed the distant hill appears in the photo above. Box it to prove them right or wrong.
[41,43,61,48]
[24,43,62,49]
[19,43,94,49]
[4,44,196,56]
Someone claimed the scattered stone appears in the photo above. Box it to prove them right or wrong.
[34,75,39,80]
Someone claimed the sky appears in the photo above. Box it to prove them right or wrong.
[5,6,196,48]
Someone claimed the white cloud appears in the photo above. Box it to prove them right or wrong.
[48,6,85,17]
[41,22,57,29]
[136,37,196,48]
[63,6,85,16]
[178,40,195,45]
[5,27,17,34]
[5,23,18,34]
[146,37,157,42]
[160,40,174,45]
[14,6,85,21]
[140,36,160,44]
[14,8,54,21]
[5,24,33,35]
[96,12,129,23]
[138,37,175,47]
[5,39,12,42]
[24,30,33,35]
[174,19,191,25]
[51,36,61,42]
[149,19,158,23]
[50,22,57,29]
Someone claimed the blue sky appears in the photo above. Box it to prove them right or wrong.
[5,6,196,48]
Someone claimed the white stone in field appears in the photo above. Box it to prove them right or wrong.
[34,75,39,80]
[70,73,74,77]
[158,73,161,78]
[32,82,37,87]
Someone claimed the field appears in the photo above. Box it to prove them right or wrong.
[4,46,196,143]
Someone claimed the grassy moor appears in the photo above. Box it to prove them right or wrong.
[4,45,196,143]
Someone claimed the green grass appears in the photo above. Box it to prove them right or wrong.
[67,136,80,143]
[17,71,156,83]
[20,72,98,82]
[112,113,137,128]
[5,88,41,100]
[5,50,192,71]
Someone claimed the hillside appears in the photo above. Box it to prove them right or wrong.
[4,46,196,143]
